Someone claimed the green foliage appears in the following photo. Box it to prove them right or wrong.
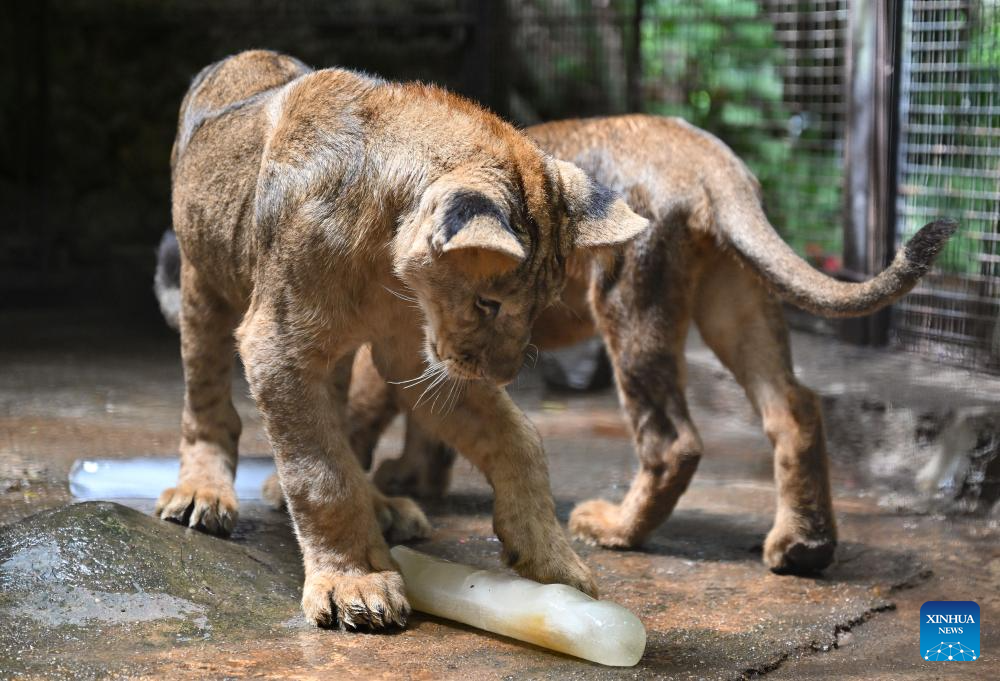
[640,0,843,258]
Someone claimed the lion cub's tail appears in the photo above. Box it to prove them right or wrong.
[154,230,181,331]
[712,179,957,318]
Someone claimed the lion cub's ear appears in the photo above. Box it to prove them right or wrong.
[555,160,649,253]
[431,190,525,279]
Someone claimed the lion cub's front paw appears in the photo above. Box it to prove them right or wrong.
[261,472,286,510]
[156,482,238,536]
[569,498,636,549]
[302,569,410,630]
[508,545,599,599]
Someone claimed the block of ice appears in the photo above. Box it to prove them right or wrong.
[391,546,646,666]
[69,457,276,500]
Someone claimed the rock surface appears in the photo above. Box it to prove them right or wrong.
[0,502,301,679]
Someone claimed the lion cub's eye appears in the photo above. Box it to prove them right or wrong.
[475,295,501,318]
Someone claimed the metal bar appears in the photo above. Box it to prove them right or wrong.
[904,123,1000,136]
[907,105,1000,115]
[910,63,999,72]
[874,0,904,346]
[896,304,999,323]
[893,325,987,345]
[898,164,1000,179]
[626,0,644,113]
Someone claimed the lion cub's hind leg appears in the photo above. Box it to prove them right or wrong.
[570,224,705,548]
[156,261,241,536]
[373,415,457,499]
[694,254,836,574]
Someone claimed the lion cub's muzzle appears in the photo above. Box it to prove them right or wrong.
[443,352,485,381]
[441,352,522,387]
[435,339,526,387]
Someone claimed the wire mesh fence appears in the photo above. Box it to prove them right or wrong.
[641,0,849,262]
[894,0,1000,371]
[3,0,998,369]
[511,0,848,266]
[512,0,999,372]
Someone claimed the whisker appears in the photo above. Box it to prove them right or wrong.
[555,299,586,322]
[414,366,449,409]
[445,378,466,416]
[390,369,434,388]
[432,378,450,414]
[526,343,540,368]
[440,376,461,415]
[390,361,444,388]
[418,378,447,412]
[382,285,418,304]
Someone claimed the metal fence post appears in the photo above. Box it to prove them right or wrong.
[460,0,510,119]
[877,0,904,345]
[626,0,644,112]
[841,0,900,345]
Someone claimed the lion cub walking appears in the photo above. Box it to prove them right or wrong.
[159,51,648,630]
[358,115,956,576]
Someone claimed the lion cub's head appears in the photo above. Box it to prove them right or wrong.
[394,157,647,386]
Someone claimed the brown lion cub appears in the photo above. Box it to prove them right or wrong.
[158,51,649,630]
[353,114,956,575]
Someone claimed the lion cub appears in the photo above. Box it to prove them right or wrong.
[354,114,955,576]
[159,51,648,630]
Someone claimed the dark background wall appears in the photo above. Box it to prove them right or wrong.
[0,0,507,322]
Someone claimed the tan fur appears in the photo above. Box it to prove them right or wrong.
[158,52,650,630]
[359,114,955,574]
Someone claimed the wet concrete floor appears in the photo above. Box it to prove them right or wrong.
[1,309,997,679]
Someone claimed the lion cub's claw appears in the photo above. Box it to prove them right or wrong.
[302,570,410,631]
[556,554,600,599]
[156,483,238,536]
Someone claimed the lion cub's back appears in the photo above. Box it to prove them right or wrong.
[527,114,758,224]
[171,51,312,304]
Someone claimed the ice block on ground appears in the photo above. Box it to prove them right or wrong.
[391,545,646,666]
[69,456,276,500]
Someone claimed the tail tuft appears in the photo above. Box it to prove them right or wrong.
[154,230,181,330]
[903,218,959,275]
